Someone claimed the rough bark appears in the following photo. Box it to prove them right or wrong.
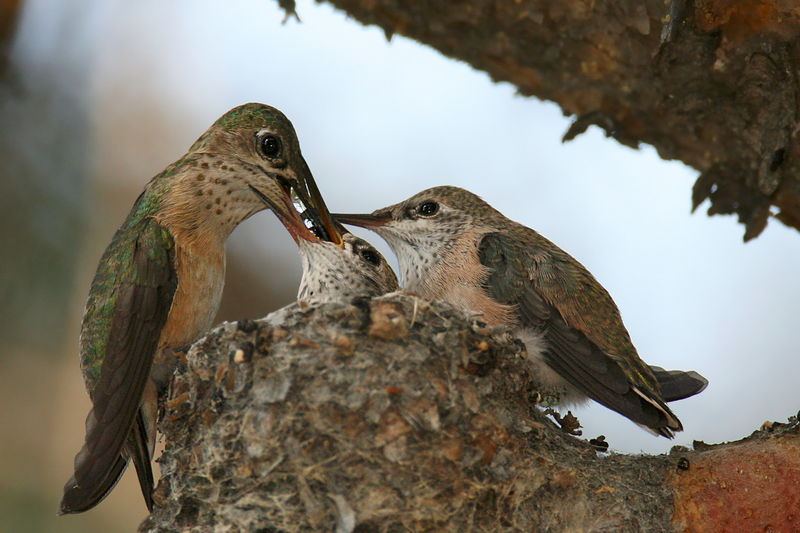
[139,294,799,532]
[301,0,800,241]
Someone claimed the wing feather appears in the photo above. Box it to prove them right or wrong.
[60,217,176,514]
[479,231,680,436]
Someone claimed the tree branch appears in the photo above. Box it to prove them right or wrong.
[139,294,799,532]
[308,0,800,240]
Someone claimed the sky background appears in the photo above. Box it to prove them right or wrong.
[2,0,798,531]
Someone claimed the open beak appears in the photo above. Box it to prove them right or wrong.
[249,172,344,246]
[333,212,391,229]
[296,158,344,247]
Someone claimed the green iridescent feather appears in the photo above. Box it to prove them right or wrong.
[79,184,175,394]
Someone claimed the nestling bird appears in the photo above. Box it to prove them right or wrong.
[262,185,398,302]
[336,186,707,437]
[60,103,339,514]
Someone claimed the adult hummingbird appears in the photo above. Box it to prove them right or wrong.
[60,103,339,514]
[336,186,707,437]
[262,186,398,302]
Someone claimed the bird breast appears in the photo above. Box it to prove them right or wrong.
[151,230,225,382]
[413,229,517,328]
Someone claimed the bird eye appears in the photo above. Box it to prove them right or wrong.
[417,201,439,217]
[359,247,380,266]
[259,134,281,159]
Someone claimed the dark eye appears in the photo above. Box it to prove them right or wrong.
[259,134,281,159]
[417,201,439,217]
[359,247,380,266]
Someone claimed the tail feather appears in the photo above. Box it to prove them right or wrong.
[650,366,709,402]
[59,453,129,515]
[128,410,155,512]
[59,406,155,515]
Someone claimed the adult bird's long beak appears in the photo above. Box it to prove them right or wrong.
[334,212,392,229]
[296,157,344,247]
[249,174,344,246]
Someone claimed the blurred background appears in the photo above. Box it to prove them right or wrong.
[1,0,798,530]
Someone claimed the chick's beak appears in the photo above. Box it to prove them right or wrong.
[333,212,392,229]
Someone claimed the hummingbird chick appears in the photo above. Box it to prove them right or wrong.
[261,185,398,303]
[297,231,399,303]
[336,186,708,438]
[61,103,337,514]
